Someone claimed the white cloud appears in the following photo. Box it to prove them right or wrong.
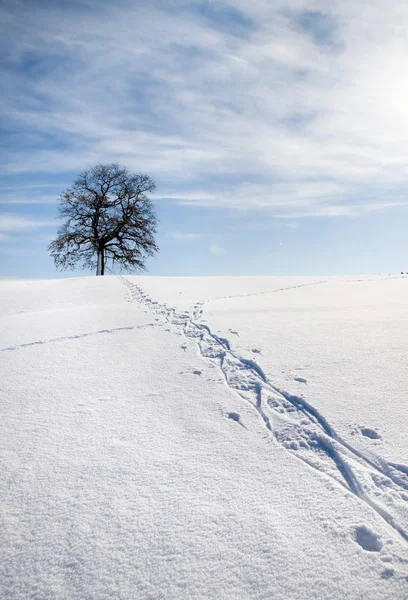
[209,243,227,257]
[0,214,56,233]
[2,1,408,217]
[0,194,58,205]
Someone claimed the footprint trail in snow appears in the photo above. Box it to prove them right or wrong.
[121,277,408,548]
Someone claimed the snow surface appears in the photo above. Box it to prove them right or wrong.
[1,274,408,599]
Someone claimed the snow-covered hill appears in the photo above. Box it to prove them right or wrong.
[1,275,408,599]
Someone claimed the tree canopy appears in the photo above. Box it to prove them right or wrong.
[48,163,158,275]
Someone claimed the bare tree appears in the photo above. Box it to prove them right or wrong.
[48,164,158,276]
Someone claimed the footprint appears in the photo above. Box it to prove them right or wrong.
[294,377,307,384]
[228,412,240,422]
[192,370,202,376]
[381,568,395,579]
[227,412,245,428]
[361,427,381,440]
[251,348,262,355]
[354,526,382,552]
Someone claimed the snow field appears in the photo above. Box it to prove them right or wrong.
[1,275,408,599]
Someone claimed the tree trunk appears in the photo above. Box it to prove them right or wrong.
[96,247,105,276]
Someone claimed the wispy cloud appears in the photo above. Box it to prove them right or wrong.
[2,0,408,217]
[0,214,56,233]
[0,194,59,205]
[0,182,63,205]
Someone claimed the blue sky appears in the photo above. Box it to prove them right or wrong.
[1,0,408,278]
